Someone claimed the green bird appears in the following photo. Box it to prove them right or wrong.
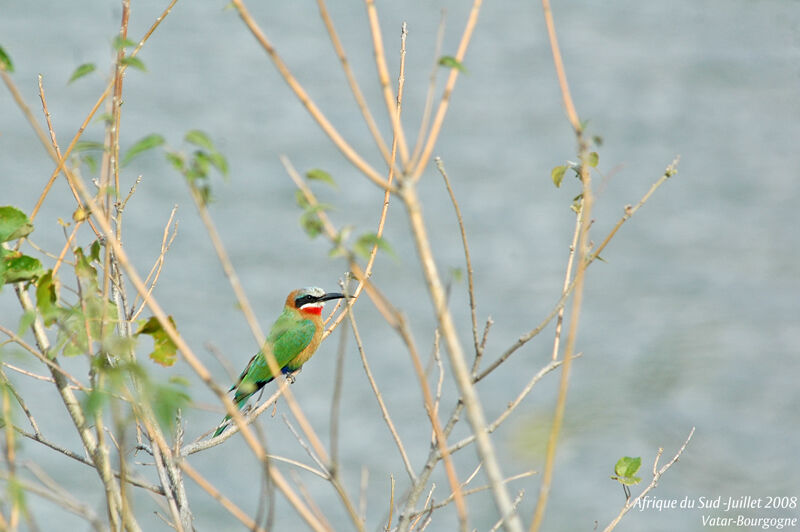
[213,287,346,437]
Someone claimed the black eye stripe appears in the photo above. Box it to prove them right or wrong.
[295,294,316,307]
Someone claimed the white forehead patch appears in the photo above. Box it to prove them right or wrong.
[301,286,326,298]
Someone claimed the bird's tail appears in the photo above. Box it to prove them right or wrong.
[212,392,250,437]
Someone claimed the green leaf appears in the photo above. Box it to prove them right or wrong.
[112,36,137,50]
[184,130,214,151]
[300,213,323,238]
[611,456,642,486]
[438,56,468,73]
[73,247,97,283]
[207,152,229,178]
[80,154,98,174]
[17,310,35,336]
[299,204,331,239]
[190,151,212,179]
[120,56,146,72]
[295,190,310,209]
[305,168,336,188]
[165,151,186,172]
[121,134,165,166]
[95,113,114,125]
[353,233,395,260]
[68,63,96,84]
[151,381,190,429]
[0,45,13,73]
[0,206,34,242]
[90,240,102,263]
[136,316,179,367]
[586,151,599,168]
[35,270,60,326]
[83,388,108,418]
[74,141,105,153]
[551,165,568,188]
[570,192,584,213]
[1,253,43,284]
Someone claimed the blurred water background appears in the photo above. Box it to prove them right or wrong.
[1,1,799,530]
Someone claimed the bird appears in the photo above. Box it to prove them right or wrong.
[213,286,346,437]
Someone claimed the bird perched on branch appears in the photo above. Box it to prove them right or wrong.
[213,287,346,437]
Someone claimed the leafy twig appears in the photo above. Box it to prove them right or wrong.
[602,428,696,532]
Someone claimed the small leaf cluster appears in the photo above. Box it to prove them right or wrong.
[165,130,229,205]
[295,170,394,261]
[550,151,599,189]
[611,456,642,486]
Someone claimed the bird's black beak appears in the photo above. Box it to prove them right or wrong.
[317,292,349,302]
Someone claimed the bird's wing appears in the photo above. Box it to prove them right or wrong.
[230,311,315,405]
[268,312,316,369]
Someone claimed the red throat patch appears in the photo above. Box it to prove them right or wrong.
[301,306,323,316]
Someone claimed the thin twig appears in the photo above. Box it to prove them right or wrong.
[0,69,57,162]
[386,474,395,532]
[180,461,268,532]
[432,331,444,420]
[345,300,416,482]
[130,205,178,322]
[36,75,94,233]
[283,415,364,532]
[490,490,525,532]
[541,0,580,132]
[445,358,567,457]
[550,208,583,361]
[0,368,40,436]
[435,158,480,360]
[588,156,680,264]
[408,470,535,519]
[0,325,87,391]
[0,465,104,532]
[328,314,349,471]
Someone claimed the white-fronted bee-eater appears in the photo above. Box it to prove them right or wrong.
[213,287,346,436]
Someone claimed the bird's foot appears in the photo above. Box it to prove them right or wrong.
[283,367,301,384]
